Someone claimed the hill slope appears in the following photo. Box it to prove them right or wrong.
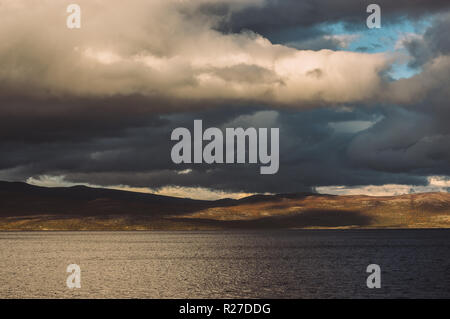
[0,181,449,230]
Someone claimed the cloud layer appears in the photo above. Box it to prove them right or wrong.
[0,0,391,106]
[0,1,449,197]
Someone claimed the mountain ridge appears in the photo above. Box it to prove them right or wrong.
[0,181,449,230]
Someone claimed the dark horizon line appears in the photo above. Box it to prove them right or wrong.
[0,179,447,202]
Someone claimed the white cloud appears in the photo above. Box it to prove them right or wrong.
[328,117,383,134]
[316,176,450,196]
[26,174,252,200]
[0,0,389,107]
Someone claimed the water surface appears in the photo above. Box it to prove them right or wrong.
[0,229,448,298]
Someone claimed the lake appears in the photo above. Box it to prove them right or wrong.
[0,229,448,298]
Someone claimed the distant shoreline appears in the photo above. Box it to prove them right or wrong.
[1,181,449,231]
[1,228,449,231]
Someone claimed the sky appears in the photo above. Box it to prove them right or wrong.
[0,0,449,200]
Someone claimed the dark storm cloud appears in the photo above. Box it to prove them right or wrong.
[402,12,450,68]
[348,107,450,175]
[0,93,260,145]
[352,10,450,181]
[204,0,450,36]
[0,95,169,143]
[0,106,430,194]
[199,0,450,53]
